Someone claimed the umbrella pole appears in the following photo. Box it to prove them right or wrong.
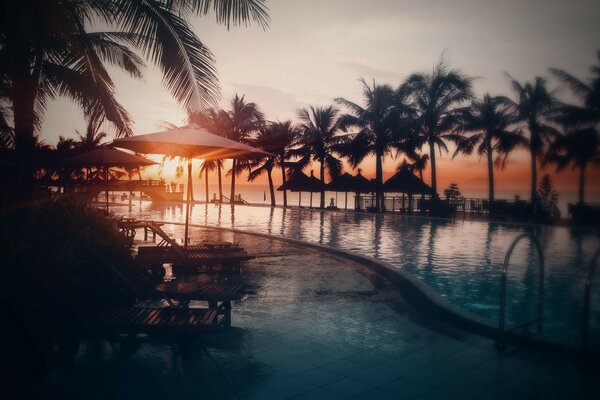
[299,191,301,208]
[184,158,192,252]
[105,168,109,214]
[345,192,348,211]
[310,192,313,208]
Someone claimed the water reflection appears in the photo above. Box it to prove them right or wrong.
[120,202,600,346]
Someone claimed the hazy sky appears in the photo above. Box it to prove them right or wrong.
[40,0,600,195]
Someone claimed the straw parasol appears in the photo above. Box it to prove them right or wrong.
[383,165,435,196]
[65,147,157,212]
[277,170,323,208]
[112,123,270,250]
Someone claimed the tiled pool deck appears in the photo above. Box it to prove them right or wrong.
[37,226,599,399]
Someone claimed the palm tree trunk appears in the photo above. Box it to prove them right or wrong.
[230,159,236,203]
[319,160,325,209]
[429,140,437,196]
[188,159,194,202]
[375,152,383,212]
[267,168,276,206]
[205,168,209,203]
[280,159,288,207]
[578,163,586,204]
[12,72,37,198]
[530,148,537,202]
[486,139,495,203]
[217,162,222,202]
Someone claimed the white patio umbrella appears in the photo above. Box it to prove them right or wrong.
[112,124,271,251]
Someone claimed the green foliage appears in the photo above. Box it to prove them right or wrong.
[444,183,462,200]
[0,197,136,309]
[537,174,559,210]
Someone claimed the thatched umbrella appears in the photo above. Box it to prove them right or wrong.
[326,172,356,210]
[277,170,323,208]
[383,165,435,211]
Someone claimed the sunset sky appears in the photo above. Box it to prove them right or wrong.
[40,0,600,198]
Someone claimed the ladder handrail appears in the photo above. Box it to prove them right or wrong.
[498,233,545,350]
[582,246,600,350]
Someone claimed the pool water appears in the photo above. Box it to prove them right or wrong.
[116,202,600,348]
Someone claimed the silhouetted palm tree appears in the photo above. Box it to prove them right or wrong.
[399,59,472,195]
[266,121,298,207]
[1,0,269,197]
[336,79,413,212]
[550,50,600,126]
[544,127,599,203]
[200,160,222,203]
[508,76,560,202]
[246,126,279,206]
[189,109,228,201]
[219,95,264,203]
[292,106,345,208]
[454,94,526,203]
[408,153,429,181]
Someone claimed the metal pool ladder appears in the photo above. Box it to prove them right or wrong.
[498,233,545,351]
[582,246,600,351]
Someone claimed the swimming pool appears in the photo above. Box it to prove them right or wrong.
[116,202,600,348]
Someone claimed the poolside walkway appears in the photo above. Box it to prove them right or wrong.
[35,225,598,400]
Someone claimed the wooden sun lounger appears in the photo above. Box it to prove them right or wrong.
[96,307,220,335]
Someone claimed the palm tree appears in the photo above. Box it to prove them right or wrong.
[246,121,298,207]
[544,127,599,204]
[399,58,473,195]
[409,153,429,181]
[219,95,264,203]
[1,0,269,197]
[292,106,345,208]
[199,160,221,203]
[508,76,560,202]
[75,119,108,152]
[246,128,277,206]
[454,94,526,203]
[189,109,228,201]
[74,118,109,181]
[335,79,413,212]
[549,50,600,127]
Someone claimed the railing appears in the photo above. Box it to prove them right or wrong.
[582,246,600,351]
[498,233,545,351]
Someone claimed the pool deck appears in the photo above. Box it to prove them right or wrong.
[36,226,599,400]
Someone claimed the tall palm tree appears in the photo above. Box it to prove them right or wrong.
[246,128,277,206]
[246,121,298,207]
[1,0,269,197]
[199,159,222,203]
[399,59,473,195]
[292,105,345,208]
[544,127,599,204]
[336,79,413,212]
[549,50,600,127]
[508,76,560,202]
[454,94,526,203]
[219,95,264,203]
[189,108,228,201]
[267,121,298,207]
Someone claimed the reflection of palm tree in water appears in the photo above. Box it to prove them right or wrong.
[230,205,235,229]
[267,207,274,235]
[328,212,338,247]
[373,214,383,259]
[319,211,325,245]
[280,207,287,236]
